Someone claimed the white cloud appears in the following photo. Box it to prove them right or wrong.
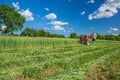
[108,27,119,35]
[87,0,95,4]
[44,26,66,32]
[49,21,69,25]
[19,8,34,21]
[12,2,20,10]
[45,13,57,20]
[12,2,34,21]
[80,11,86,15]
[45,13,68,32]
[53,25,66,32]
[89,0,120,20]
[110,27,119,32]
[47,20,69,32]
[45,8,49,11]
[1,25,7,30]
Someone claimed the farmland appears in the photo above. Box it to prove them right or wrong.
[0,36,120,80]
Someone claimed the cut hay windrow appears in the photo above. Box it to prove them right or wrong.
[0,36,120,80]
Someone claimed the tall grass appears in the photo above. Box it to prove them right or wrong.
[0,36,79,50]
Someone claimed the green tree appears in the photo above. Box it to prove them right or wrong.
[51,34,59,38]
[119,34,120,37]
[70,32,77,38]
[20,27,37,37]
[37,29,47,37]
[0,4,25,35]
[95,33,101,39]
[45,32,51,37]
[0,22,2,31]
[59,34,65,38]
[20,27,66,38]
[51,34,65,38]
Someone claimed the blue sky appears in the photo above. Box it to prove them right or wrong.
[0,0,120,36]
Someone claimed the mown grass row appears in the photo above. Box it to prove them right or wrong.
[0,43,116,70]
[83,51,120,80]
[45,48,120,80]
[0,44,119,77]
[0,44,110,62]
[48,49,120,80]
[0,36,120,80]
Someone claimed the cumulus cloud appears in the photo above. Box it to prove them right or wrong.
[45,8,49,11]
[89,0,120,20]
[45,13,68,32]
[47,20,69,32]
[49,21,69,26]
[45,13,57,20]
[108,27,119,35]
[110,27,119,32]
[49,21,68,32]
[87,0,95,4]
[80,11,86,15]
[12,2,34,21]
[12,2,20,10]
[1,25,7,30]
[53,25,66,32]
[19,9,34,21]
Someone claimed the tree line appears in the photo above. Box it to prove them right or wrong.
[20,27,65,38]
[96,33,120,41]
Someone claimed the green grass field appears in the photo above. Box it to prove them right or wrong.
[0,36,120,80]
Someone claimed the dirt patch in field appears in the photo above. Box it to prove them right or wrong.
[84,66,116,80]
[41,67,63,78]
